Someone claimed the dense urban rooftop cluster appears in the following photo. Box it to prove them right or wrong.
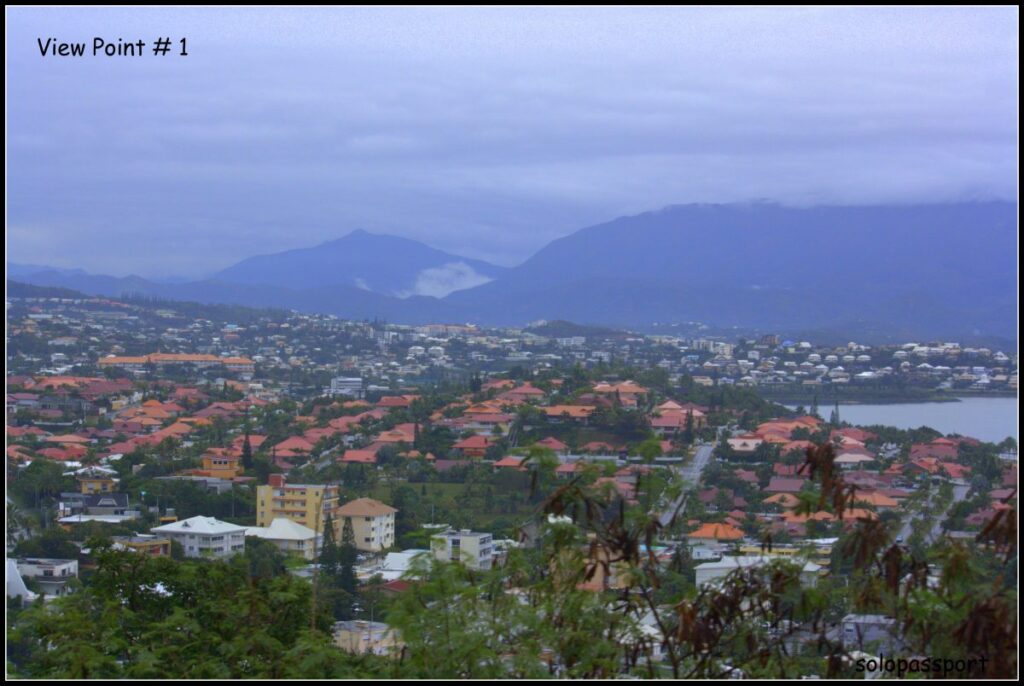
[5,289,1018,679]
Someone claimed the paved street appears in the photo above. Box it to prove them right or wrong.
[659,443,714,527]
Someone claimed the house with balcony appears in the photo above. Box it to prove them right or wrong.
[150,516,246,560]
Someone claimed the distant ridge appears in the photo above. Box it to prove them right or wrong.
[9,201,1017,341]
[212,229,506,298]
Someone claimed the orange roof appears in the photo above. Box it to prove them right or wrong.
[853,492,899,508]
[340,449,378,464]
[98,356,149,366]
[688,522,744,540]
[45,434,91,444]
[337,497,398,517]
[464,402,506,415]
[782,511,835,524]
[543,405,596,419]
[493,456,527,470]
[593,381,649,394]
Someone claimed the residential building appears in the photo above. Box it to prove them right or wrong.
[15,558,79,598]
[256,474,341,536]
[244,517,321,560]
[694,556,821,589]
[841,614,902,652]
[430,529,494,570]
[327,376,364,398]
[333,620,401,656]
[150,516,247,559]
[111,535,171,557]
[337,498,398,552]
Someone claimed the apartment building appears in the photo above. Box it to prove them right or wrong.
[256,474,341,536]
[336,498,398,552]
[430,529,494,570]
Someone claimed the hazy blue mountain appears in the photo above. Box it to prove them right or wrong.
[9,201,1017,340]
[445,201,1018,339]
[212,229,506,298]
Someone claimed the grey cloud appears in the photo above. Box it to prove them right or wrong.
[6,7,1017,277]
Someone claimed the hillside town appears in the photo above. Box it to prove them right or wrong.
[6,288,1018,677]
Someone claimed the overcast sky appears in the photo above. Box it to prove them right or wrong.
[7,6,1018,277]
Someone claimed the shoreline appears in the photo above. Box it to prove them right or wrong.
[762,392,1017,407]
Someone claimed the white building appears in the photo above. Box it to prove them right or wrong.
[15,558,79,598]
[430,529,494,570]
[364,549,431,581]
[328,376,364,398]
[841,614,902,652]
[151,516,247,559]
[6,558,39,604]
[695,556,821,589]
[244,517,321,560]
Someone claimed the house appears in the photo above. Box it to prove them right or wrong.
[492,455,527,471]
[151,516,247,559]
[269,435,316,456]
[111,535,171,557]
[430,529,494,570]
[149,518,247,561]
[197,449,243,479]
[543,405,596,423]
[367,549,430,581]
[841,614,902,652]
[245,517,321,560]
[910,440,958,461]
[555,461,589,479]
[15,558,79,598]
[340,449,379,465]
[695,556,821,589]
[333,620,401,656]
[687,522,744,542]
[376,395,419,410]
[534,436,569,454]
[727,436,764,453]
[852,492,900,510]
[765,477,807,494]
[72,466,119,494]
[59,492,133,519]
[452,435,493,458]
[501,383,546,403]
[337,498,398,552]
[834,447,876,469]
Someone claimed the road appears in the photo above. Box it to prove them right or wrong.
[658,443,714,527]
[897,481,970,545]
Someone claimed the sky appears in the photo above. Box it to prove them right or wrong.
[6,6,1019,278]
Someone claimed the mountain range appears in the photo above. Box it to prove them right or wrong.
[9,200,1018,341]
